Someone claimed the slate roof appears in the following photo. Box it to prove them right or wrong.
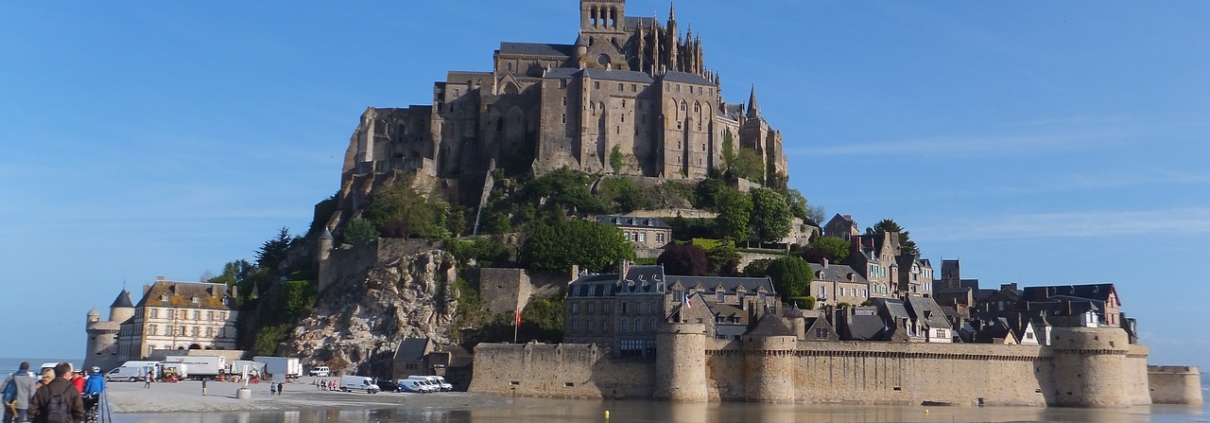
[747,315,795,337]
[873,298,911,320]
[1021,284,1118,305]
[661,71,713,85]
[498,42,574,58]
[809,263,868,285]
[136,280,235,311]
[719,103,745,120]
[543,68,579,79]
[670,275,775,295]
[904,297,951,328]
[624,16,658,30]
[715,324,748,337]
[846,315,887,341]
[111,290,134,308]
[597,215,671,229]
[568,268,773,297]
[975,318,1015,343]
[394,337,431,361]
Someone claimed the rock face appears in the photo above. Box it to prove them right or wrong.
[285,249,459,375]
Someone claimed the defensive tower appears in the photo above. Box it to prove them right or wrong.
[1047,327,1131,407]
[654,322,707,401]
[743,316,797,402]
[83,289,134,371]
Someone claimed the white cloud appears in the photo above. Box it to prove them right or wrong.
[920,207,1210,241]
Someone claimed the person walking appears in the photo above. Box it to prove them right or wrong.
[81,367,104,419]
[142,373,150,390]
[2,362,37,423]
[28,362,84,423]
[276,382,283,396]
[201,380,207,397]
[34,370,53,391]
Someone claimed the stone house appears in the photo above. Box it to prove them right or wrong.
[114,278,238,360]
[904,297,953,343]
[596,214,671,250]
[822,214,860,241]
[808,260,871,307]
[895,254,933,298]
[392,337,436,380]
[1021,284,1121,327]
[845,232,899,300]
[563,262,777,357]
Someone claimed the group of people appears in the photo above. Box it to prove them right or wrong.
[312,379,339,392]
[2,362,105,423]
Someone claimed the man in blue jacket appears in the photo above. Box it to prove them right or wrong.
[82,367,105,416]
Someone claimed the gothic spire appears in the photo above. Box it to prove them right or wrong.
[669,2,677,23]
[747,85,762,119]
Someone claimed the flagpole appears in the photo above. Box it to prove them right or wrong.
[514,309,520,344]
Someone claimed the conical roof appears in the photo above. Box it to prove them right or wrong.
[746,85,762,119]
[110,290,134,308]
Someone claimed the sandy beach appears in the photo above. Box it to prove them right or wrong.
[105,376,502,414]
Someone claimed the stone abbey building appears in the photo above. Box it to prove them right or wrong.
[342,0,788,203]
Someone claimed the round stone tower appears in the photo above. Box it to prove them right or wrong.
[654,322,708,402]
[743,334,797,403]
[84,290,135,371]
[1048,327,1130,407]
[317,227,334,292]
[109,289,135,324]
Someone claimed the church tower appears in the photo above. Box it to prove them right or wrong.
[579,0,629,70]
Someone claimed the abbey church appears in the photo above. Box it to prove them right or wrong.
[342,0,788,204]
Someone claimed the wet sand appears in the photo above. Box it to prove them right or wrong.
[105,376,500,414]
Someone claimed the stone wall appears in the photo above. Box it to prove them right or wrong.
[469,342,654,399]
[1148,365,1204,405]
[472,268,570,314]
[470,327,1159,407]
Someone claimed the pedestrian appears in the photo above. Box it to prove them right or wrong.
[201,379,207,396]
[2,362,37,423]
[82,367,105,416]
[69,370,85,394]
[34,369,53,391]
[142,373,151,390]
[277,382,283,396]
[270,384,276,395]
[28,362,84,423]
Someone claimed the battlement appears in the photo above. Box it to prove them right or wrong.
[1148,365,1203,405]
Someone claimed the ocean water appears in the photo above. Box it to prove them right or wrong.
[0,357,80,376]
[110,397,1208,423]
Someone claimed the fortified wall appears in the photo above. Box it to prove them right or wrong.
[472,326,1201,407]
[1148,365,1204,405]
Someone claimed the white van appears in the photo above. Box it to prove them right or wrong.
[105,367,144,382]
[308,366,330,377]
[404,376,438,393]
[396,379,432,393]
[423,376,453,392]
[338,376,380,394]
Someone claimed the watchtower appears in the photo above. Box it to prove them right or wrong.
[654,322,707,401]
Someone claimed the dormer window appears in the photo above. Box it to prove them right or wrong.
[192,297,199,304]
[160,295,169,302]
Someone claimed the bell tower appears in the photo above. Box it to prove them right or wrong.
[580,0,626,35]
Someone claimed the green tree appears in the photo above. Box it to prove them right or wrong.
[341,217,379,243]
[519,220,634,273]
[256,227,293,269]
[715,190,753,243]
[609,145,624,174]
[366,179,446,239]
[865,218,920,256]
[749,188,793,244]
[802,235,850,264]
[704,241,741,276]
[693,176,729,212]
[786,189,810,222]
[743,258,775,278]
[595,177,650,213]
[207,259,255,289]
[764,256,813,301]
[721,131,736,172]
[732,148,765,181]
[657,244,708,276]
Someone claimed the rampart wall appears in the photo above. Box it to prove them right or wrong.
[1148,365,1204,405]
[469,327,1181,407]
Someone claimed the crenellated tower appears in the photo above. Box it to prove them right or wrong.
[654,322,708,401]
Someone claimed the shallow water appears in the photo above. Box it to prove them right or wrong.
[112,397,1208,423]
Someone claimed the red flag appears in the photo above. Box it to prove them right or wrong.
[515,309,522,326]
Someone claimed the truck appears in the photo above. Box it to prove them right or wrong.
[253,356,302,379]
[338,376,380,394]
[164,356,226,379]
[228,360,265,378]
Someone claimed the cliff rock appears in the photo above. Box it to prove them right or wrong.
[285,249,458,373]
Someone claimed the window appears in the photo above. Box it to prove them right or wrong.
[631,84,637,92]
[618,83,623,91]
[587,320,595,333]
[150,309,158,319]
[205,327,213,337]
[603,302,611,313]
[602,320,610,333]
[816,328,828,339]
[561,114,566,124]
[650,301,658,315]
[717,291,724,302]
[149,324,158,336]
[635,319,643,333]
[179,326,186,336]
[650,319,657,332]
[571,320,579,332]
[572,302,580,314]
[594,81,600,89]
[619,319,628,333]
[819,287,827,297]
[587,302,595,314]
[562,96,567,106]
[639,233,647,243]
[636,301,645,315]
[179,310,188,319]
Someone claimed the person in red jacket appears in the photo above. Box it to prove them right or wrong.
[69,371,85,394]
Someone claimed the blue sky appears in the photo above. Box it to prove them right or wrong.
[1,1,1206,369]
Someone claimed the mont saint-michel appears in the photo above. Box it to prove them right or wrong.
[69,0,1202,414]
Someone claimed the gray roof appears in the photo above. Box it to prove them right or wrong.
[715,324,748,337]
[394,337,431,361]
[874,298,911,320]
[670,275,775,295]
[719,103,745,120]
[809,263,869,285]
[661,72,713,85]
[544,68,579,79]
[846,315,887,341]
[625,16,658,30]
[748,315,795,337]
[111,290,134,308]
[1022,284,1117,304]
[904,297,950,328]
[597,215,671,229]
[498,42,574,58]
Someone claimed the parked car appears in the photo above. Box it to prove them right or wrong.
[309,366,330,377]
[397,378,434,393]
[376,379,399,393]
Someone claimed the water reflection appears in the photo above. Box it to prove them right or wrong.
[113,398,1206,423]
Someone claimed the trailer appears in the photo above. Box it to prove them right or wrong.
[164,356,226,379]
[229,360,265,378]
[253,356,302,379]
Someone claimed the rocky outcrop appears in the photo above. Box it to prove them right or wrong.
[285,249,459,374]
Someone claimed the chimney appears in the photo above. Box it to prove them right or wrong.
[570,265,580,281]
[156,276,165,281]
[822,257,829,268]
